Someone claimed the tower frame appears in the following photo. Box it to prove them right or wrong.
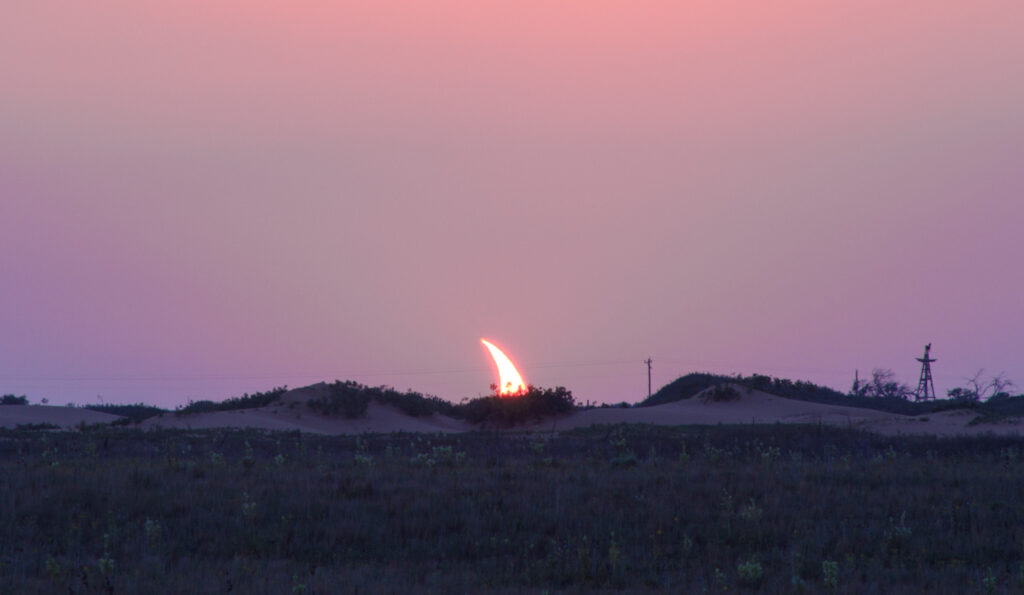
[915,343,936,401]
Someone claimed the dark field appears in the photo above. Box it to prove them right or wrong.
[2,424,1024,593]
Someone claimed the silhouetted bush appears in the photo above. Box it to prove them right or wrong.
[302,382,457,419]
[14,422,58,430]
[175,400,220,415]
[176,387,288,415]
[306,381,373,418]
[640,373,730,406]
[1,394,28,405]
[86,403,166,422]
[455,385,577,426]
[369,385,458,417]
[699,384,740,403]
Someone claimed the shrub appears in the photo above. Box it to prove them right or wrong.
[737,559,764,586]
[640,373,730,406]
[15,422,59,430]
[455,385,577,426]
[306,381,372,418]
[369,386,456,417]
[700,385,740,403]
[822,560,839,589]
[1,394,28,405]
[86,403,166,422]
[177,387,288,415]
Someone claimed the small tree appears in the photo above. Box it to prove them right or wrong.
[853,369,912,400]
[947,370,1015,403]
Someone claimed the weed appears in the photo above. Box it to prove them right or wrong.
[738,499,763,522]
[143,518,162,548]
[737,559,764,586]
[678,442,689,463]
[240,492,257,523]
[4,424,1024,592]
[983,568,997,594]
[822,559,838,589]
[44,557,63,582]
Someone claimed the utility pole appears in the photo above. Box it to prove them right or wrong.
[644,357,653,399]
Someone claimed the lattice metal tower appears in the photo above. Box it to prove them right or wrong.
[915,343,937,401]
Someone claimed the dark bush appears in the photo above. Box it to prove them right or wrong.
[307,381,373,418]
[455,385,577,426]
[14,422,58,430]
[176,387,288,415]
[1,394,28,405]
[370,386,457,417]
[86,403,166,422]
[640,373,729,406]
[175,400,220,415]
[699,385,740,403]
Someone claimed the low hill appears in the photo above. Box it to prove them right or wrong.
[9,375,1023,437]
[0,405,124,429]
[642,372,1024,418]
[142,384,468,434]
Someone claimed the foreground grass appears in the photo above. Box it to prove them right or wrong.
[2,425,1024,593]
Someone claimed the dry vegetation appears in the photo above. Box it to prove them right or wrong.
[2,424,1024,593]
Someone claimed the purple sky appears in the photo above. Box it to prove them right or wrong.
[2,2,1023,407]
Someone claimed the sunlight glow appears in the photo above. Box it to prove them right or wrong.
[480,338,527,396]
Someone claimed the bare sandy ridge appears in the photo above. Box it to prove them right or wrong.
[7,383,1021,436]
[0,405,123,429]
[523,385,897,431]
[140,383,472,434]
[139,402,471,434]
[528,385,1023,436]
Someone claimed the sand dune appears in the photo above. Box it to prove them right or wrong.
[8,383,1021,437]
[141,401,470,434]
[141,383,470,433]
[535,386,1022,437]
[0,405,123,429]
[526,386,894,430]
[145,385,1024,437]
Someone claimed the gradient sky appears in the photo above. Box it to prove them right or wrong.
[2,2,1022,407]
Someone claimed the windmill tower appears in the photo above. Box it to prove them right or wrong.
[914,343,937,401]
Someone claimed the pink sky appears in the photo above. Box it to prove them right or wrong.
[2,2,1022,407]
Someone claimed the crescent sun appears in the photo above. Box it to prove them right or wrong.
[480,338,527,396]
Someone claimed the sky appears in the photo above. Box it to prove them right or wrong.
[2,2,1022,407]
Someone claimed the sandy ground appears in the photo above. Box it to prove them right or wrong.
[141,383,471,434]
[140,402,471,434]
[531,386,1024,437]
[0,405,123,429]
[8,384,1021,437]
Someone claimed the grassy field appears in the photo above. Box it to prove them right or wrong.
[2,424,1024,593]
